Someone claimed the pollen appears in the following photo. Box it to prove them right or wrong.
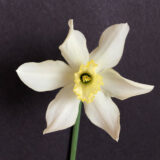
[81,74,92,83]
[73,60,103,103]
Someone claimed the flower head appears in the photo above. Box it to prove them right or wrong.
[16,19,154,141]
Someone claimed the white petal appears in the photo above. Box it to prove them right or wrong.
[84,91,120,141]
[101,69,154,100]
[59,19,89,71]
[43,84,80,134]
[90,23,129,72]
[16,60,73,92]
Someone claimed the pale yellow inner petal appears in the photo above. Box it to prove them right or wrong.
[73,60,103,103]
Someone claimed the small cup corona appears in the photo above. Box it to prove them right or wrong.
[73,60,103,103]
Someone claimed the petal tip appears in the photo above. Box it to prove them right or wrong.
[16,68,19,74]
[108,125,120,142]
[59,19,74,51]
[150,85,154,90]
[141,84,154,92]
[148,85,154,92]
[115,136,119,142]
[117,23,129,33]
[68,19,74,29]
[124,22,129,25]
[112,116,120,142]
[16,66,21,74]
[124,22,130,31]
[16,66,23,79]
[113,129,120,142]
[43,129,49,135]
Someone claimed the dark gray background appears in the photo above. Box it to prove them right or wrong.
[0,0,159,159]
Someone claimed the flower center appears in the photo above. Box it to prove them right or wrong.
[80,73,92,83]
[73,60,103,103]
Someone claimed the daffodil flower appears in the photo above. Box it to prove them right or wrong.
[16,19,154,141]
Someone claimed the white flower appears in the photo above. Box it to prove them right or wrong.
[16,19,154,141]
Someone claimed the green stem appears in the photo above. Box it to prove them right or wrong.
[70,101,82,160]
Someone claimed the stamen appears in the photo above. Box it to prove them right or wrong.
[80,73,92,83]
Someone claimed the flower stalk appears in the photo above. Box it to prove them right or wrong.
[70,101,82,160]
